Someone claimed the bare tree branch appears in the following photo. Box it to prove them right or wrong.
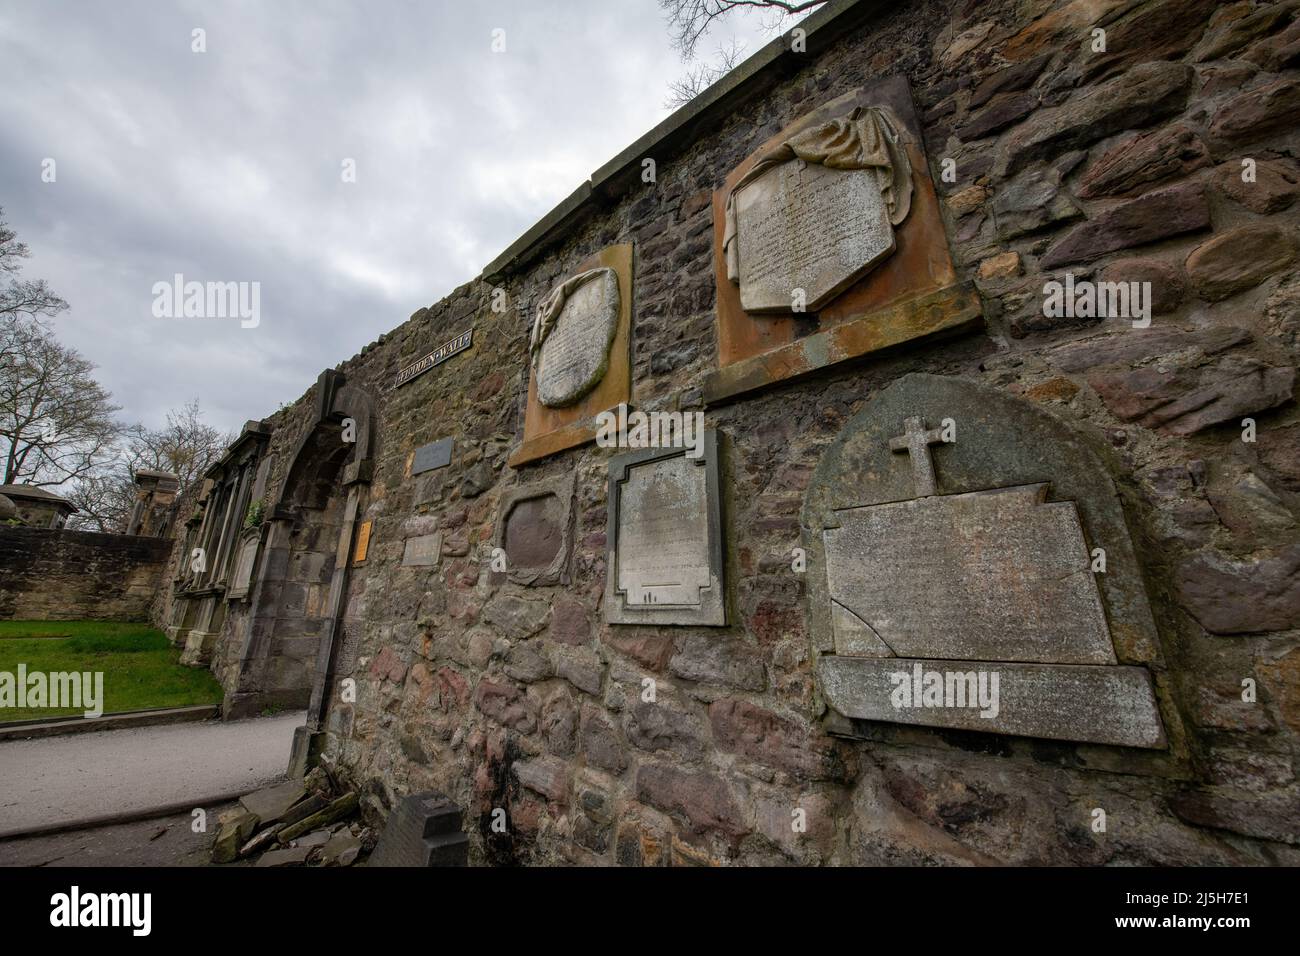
[0,208,67,322]
[0,315,122,487]
[64,400,234,533]
[665,38,748,108]
[659,0,826,61]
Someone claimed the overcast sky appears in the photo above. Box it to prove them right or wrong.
[0,0,794,433]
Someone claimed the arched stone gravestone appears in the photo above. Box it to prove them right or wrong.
[802,374,1168,749]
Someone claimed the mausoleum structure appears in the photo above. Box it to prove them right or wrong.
[158,0,1300,865]
[0,484,77,529]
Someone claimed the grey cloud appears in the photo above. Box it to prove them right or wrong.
[0,0,786,431]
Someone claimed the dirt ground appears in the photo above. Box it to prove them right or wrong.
[0,803,242,867]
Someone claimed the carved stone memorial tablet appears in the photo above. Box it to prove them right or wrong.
[532,268,619,407]
[605,432,725,626]
[733,159,895,314]
[401,532,442,568]
[705,77,983,406]
[511,244,633,467]
[492,472,575,587]
[802,374,1170,750]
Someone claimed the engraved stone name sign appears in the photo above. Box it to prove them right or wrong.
[605,432,725,626]
[803,375,1170,750]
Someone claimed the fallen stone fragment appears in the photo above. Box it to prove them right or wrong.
[277,792,330,830]
[238,823,285,859]
[319,832,362,867]
[211,808,259,864]
[238,778,307,827]
[278,793,359,844]
[293,829,332,848]
[254,846,312,868]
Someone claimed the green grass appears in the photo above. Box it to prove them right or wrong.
[0,620,223,722]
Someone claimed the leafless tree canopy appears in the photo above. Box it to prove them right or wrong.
[665,38,747,108]
[659,0,827,61]
[0,316,121,488]
[1,209,233,533]
[65,400,234,532]
[1,207,67,323]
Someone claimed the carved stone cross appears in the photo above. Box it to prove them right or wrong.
[888,416,946,497]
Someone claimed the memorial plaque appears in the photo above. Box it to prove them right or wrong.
[605,431,725,626]
[510,244,632,467]
[412,438,453,476]
[227,529,261,600]
[734,161,894,313]
[803,375,1171,750]
[532,268,619,407]
[402,532,442,567]
[492,473,575,587]
[353,520,372,564]
[704,77,983,406]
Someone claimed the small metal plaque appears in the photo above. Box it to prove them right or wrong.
[412,437,453,476]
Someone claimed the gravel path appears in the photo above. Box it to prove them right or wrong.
[0,711,304,839]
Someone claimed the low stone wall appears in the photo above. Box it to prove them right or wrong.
[0,527,172,621]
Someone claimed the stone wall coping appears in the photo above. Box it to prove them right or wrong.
[481,0,884,283]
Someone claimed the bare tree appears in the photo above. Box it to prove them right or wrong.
[660,0,827,61]
[665,39,747,108]
[0,317,121,487]
[1,207,67,323]
[63,470,134,533]
[65,400,234,532]
[121,399,233,495]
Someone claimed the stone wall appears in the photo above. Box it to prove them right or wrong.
[159,0,1300,865]
[0,528,172,621]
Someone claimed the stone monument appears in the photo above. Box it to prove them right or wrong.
[704,77,982,406]
[604,431,726,626]
[511,244,633,467]
[803,374,1169,749]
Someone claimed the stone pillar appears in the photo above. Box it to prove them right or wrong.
[289,457,371,778]
[126,469,181,537]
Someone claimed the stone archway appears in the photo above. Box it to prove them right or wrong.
[228,370,376,778]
